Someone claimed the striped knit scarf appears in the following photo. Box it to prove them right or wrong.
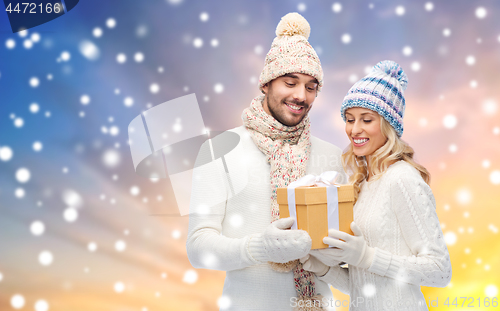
[242,95,324,310]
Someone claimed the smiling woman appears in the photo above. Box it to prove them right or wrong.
[300,60,451,311]
[340,61,429,200]
[344,108,387,163]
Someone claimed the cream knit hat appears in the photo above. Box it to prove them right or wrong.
[259,13,323,93]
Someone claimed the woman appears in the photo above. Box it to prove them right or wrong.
[301,60,452,310]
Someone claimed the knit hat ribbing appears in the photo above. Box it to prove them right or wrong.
[340,60,408,137]
[259,13,323,93]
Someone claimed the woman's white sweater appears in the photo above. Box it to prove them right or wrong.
[318,160,452,311]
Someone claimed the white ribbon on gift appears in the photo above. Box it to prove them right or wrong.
[286,171,340,237]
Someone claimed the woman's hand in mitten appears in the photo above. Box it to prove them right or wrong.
[300,253,330,276]
[322,222,375,269]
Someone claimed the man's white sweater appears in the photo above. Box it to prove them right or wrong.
[186,126,346,311]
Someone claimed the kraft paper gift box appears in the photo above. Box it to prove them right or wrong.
[277,172,354,249]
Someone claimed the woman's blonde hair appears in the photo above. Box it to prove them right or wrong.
[341,116,430,204]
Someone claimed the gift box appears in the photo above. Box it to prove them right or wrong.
[277,173,354,249]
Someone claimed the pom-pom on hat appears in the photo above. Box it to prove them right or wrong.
[340,60,408,137]
[259,13,323,93]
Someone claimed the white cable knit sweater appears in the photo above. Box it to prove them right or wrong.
[186,126,346,311]
[318,160,452,311]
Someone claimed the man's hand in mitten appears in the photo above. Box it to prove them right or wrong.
[247,217,312,263]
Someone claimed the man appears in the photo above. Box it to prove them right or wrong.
[186,13,346,310]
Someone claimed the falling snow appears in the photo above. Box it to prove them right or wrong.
[444,232,457,246]
[465,55,476,66]
[362,283,376,297]
[115,240,126,252]
[62,189,83,208]
[254,45,263,55]
[449,144,458,153]
[172,230,181,239]
[200,12,209,22]
[11,295,25,309]
[475,7,487,19]
[395,6,405,16]
[218,295,232,310]
[116,53,126,63]
[482,99,497,115]
[30,77,39,87]
[1,3,500,310]
[341,33,351,44]
[6,39,15,49]
[130,186,140,196]
[34,300,49,311]
[14,188,25,198]
[150,83,160,94]
[411,62,421,71]
[182,270,198,284]
[79,40,100,60]
[81,94,90,105]
[402,46,412,56]
[114,281,125,293]
[134,52,144,62]
[442,114,457,129]
[30,221,45,236]
[214,83,224,94]
[88,242,97,252]
[38,250,54,266]
[60,51,71,61]
[332,3,342,13]
[93,27,103,38]
[490,171,500,185]
[124,97,133,107]
[0,146,13,161]
[456,188,472,205]
[106,18,116,28]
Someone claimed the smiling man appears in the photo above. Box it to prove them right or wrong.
[262,73,318,126]
[187,13,346,310]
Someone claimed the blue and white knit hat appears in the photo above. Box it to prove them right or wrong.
[340,60,408,137]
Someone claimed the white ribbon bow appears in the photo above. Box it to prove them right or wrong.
[288,171,340,188]
[286,171,340,237]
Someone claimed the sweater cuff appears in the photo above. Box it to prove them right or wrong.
[246,233,268,263]
[368,247,393,276]
[318,266,336,281]
[318,265,349,290]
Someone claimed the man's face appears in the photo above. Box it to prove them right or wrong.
[261,73,318,126]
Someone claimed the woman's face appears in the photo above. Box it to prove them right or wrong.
[345,107,387,157]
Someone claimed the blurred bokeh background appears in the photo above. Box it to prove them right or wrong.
[1,0,499,310]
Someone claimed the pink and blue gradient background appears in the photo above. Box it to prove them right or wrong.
[0,0,499,310]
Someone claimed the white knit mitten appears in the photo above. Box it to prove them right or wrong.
[307,249,342,267]
[322,222,375,269]
[247,217,312,263]
[300,254,330,276]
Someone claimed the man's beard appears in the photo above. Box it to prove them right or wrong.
[266,95,307,126]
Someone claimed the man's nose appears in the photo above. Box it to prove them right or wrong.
[292,86,307,103]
